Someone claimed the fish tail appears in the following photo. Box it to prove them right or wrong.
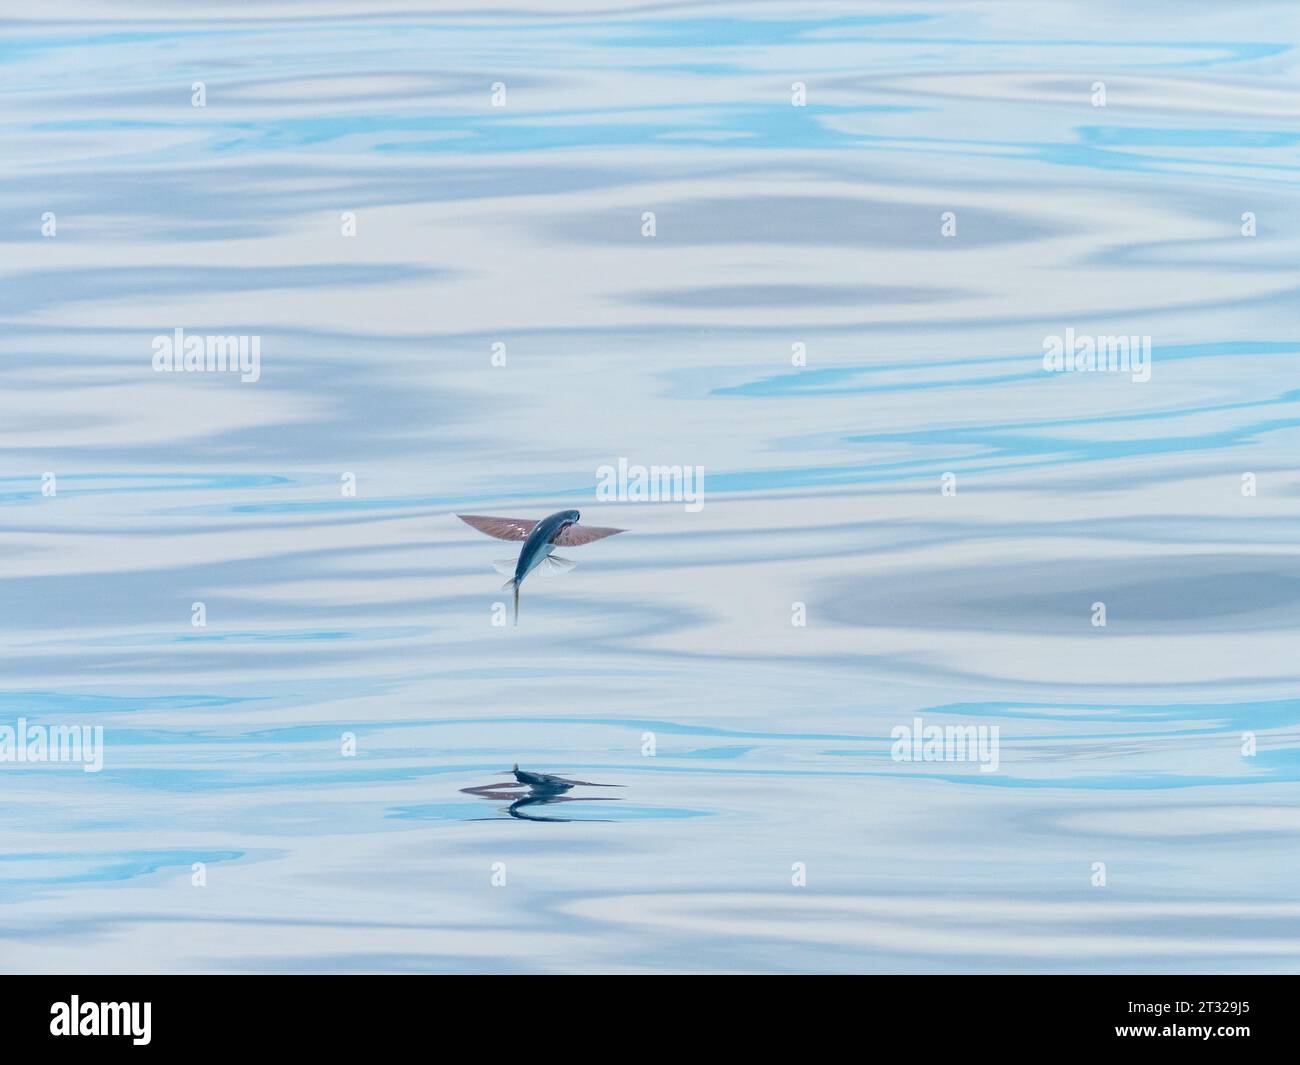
[501,577,519,625]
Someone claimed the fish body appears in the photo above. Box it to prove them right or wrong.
[512,763,574,790]
[513,509,579,585]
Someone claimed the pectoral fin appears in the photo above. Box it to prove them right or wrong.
[458,515,537,541]
[551,524,624,547]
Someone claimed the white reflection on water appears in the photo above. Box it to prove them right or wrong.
[1,1,1299,973]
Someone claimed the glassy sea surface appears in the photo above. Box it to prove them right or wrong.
[1,1,1299,973]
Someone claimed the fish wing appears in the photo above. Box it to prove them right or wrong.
[551,524,625,547]
[457,514,538,541]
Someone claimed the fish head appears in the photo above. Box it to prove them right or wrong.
[559,508,580,527]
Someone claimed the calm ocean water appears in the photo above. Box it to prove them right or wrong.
[2,1,1299,973]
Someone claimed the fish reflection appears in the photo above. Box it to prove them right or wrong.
[461,764,624,822]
